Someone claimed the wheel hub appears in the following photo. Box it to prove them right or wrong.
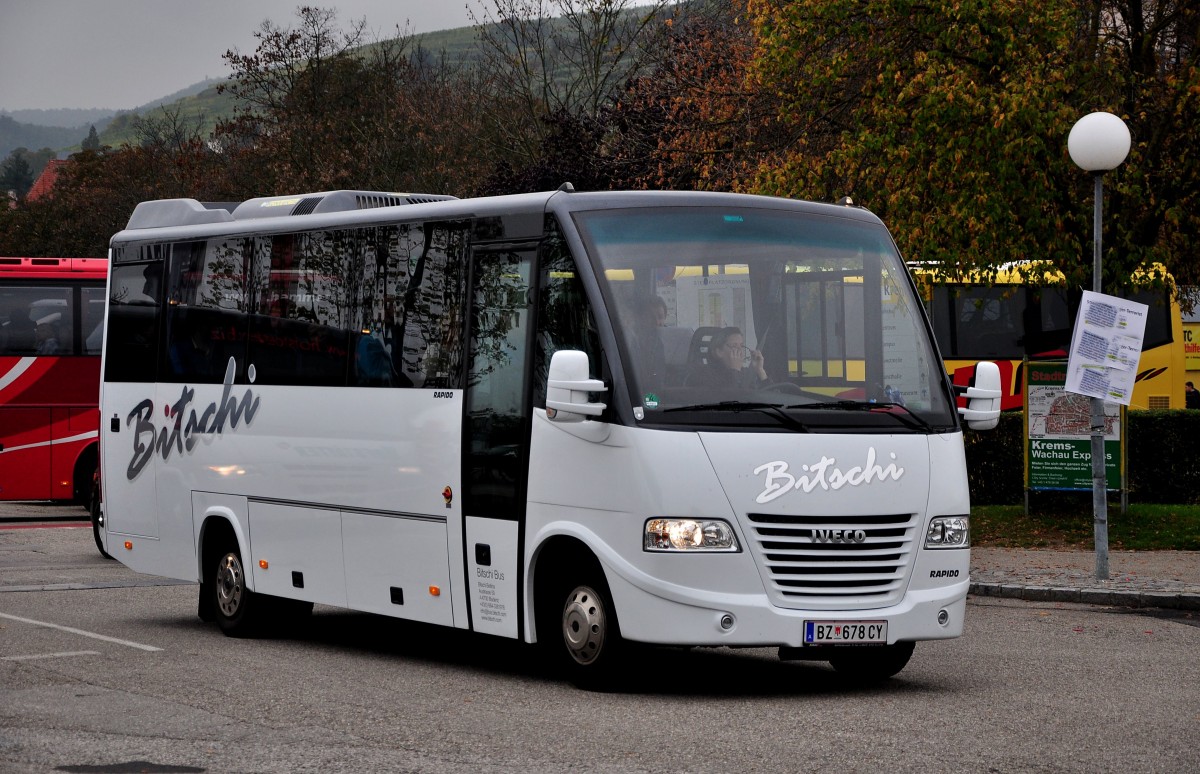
[216,553,244,618]
[561,585,605,665]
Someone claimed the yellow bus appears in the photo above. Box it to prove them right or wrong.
[915,265,1184,410]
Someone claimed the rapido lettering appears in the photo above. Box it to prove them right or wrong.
[126,357,261,480]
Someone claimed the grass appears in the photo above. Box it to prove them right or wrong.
[971,502,1200,551]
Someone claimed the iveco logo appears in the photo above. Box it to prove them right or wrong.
[811,529,867,544]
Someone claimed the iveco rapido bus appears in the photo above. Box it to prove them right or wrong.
[99,189,1000,686]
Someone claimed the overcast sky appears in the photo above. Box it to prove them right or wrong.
[0,1,481,112]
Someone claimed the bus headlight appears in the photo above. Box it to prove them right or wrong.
[644,519,739,552]
[925,516,969,548]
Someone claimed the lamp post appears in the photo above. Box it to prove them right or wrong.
[1067,111,1131,581]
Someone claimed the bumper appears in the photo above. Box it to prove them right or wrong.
[602,548,971,648]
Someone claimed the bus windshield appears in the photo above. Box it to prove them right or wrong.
[572,206,956,430]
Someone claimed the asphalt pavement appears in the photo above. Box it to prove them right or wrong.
[3,501,1198,610]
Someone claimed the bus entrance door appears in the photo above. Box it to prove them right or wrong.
[462,246,536,638]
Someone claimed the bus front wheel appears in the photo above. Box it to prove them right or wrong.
[828,641,915,682]
[539,562,625,690]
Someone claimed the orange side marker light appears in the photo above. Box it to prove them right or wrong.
[123,541,133,550]
[429,585,441,597]
[259,559,269,569]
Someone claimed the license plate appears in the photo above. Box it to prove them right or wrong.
[804,620,888,645]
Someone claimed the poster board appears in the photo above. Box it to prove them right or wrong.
[1064,291,1148,405]
[1025,360,1121,491]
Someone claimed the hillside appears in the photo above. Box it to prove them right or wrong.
[0,115,91,159]
[2,24,481,158]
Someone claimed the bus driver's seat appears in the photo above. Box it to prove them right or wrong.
[686,327,722,367]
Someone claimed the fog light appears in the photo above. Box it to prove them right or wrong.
[938,609,950,626]
[720,614,735,630]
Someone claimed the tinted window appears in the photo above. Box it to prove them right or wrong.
[113,222,472,389]
[164,240,248,384]
[82,287,106,355]
[533,218,602,407]
[0,285,72,355]
[248,232,350,387]
[105,262,163,382]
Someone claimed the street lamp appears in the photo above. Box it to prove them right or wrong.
[1067,111,1131,581]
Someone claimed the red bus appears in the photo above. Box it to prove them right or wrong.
[0,257,107,506]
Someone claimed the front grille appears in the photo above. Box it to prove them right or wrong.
[745,512,918,608]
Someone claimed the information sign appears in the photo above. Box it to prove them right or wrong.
[1026,361,1121,491]
[1064,291,1148,405]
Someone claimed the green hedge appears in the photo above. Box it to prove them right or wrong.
[964,409,1200,505]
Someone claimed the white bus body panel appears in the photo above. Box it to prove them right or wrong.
[342,511,454,625]
[525,410,970,647]
[464,516,520,638]
[103,381,467,627]
[247,501,347,607]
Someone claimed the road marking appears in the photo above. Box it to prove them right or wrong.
[2,650,101,661]
[0,612,163,652]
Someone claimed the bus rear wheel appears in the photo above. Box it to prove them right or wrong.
[212,545,264,637]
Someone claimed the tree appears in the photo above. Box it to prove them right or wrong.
[606,0,771,190]
[745,0,1200,299]
[81,125,101,151]
[468,0,675,170]
[216,6,493,196]
[0,150,33,197]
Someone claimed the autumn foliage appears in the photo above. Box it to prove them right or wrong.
[0,0,1196,300]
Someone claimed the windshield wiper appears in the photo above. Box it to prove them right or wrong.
[663,401,810,432]
[792,400,935,432]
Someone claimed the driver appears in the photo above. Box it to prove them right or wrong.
[695,326,768,388]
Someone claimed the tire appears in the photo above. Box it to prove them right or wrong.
[211,543,265,637]
[539,562,625,690]
[89,485,113,560]
[828,641,915,682]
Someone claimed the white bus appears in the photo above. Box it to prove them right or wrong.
[99,188,1000,687]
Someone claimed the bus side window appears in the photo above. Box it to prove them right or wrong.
[246,231,353,387]
[82,288,106,355]
[353,225,409,388]
[533,222,602,407]
[1,305,37,354]
[396,224,468,389]
[105,262,163,383]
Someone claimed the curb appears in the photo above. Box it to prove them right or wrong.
[970,582,1200,611]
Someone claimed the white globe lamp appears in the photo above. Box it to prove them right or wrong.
[1068,112,1131,172]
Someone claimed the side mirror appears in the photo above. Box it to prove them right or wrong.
[957,360,1002,431]
[545,350,607,423]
